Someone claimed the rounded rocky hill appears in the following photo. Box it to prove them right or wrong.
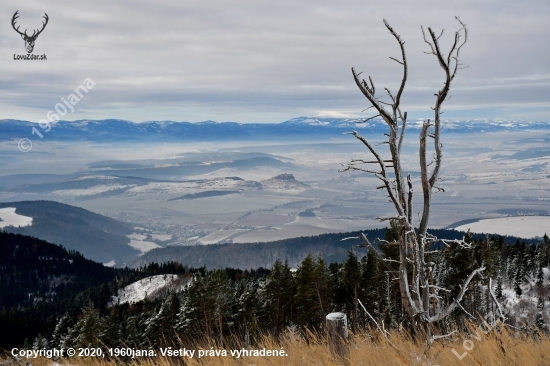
[260,173,310,190]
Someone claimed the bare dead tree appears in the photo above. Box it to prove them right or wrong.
[343,18,485,336]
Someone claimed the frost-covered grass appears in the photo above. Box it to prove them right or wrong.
[8,328,550,365]
[0,207,32,229]
[455,216,550,238]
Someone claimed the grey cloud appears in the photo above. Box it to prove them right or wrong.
[0,0,548,123]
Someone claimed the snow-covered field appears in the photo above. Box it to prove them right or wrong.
[127,177,248,194]
[234,216,382,243]
[198,229,249,244]
[128,239,161,253]
[128,233,148,241]
[151,234,172,241]
[52,184,136,196]
[0,207,33,228]
[126,233,162,253]
[455,216,550,238]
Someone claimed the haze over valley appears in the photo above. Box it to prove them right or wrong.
[1,118,549,267]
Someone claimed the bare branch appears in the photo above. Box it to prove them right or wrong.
[429,267,485,322]
[430,330,457,343]
[441,238,473,249]
[359,233,396,274]
[340,236,360,241]
[398,111,407,154]
[357,114,381,123]
[383,259,402,264]
[389,56,403,65]
[358,299,403,352]
[376,216,406,222]
[383,19,408,111]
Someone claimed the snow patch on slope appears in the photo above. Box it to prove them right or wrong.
[128,239,161,253]
[0,207,33,228]
[110,274,181,305]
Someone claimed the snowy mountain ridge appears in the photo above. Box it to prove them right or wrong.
[1,117,548,143]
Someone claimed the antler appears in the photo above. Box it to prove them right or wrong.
[30,13,49,39]
[11,11,49,39]
[11,10,26,37]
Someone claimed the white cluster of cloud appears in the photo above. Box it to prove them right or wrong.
[1,0,548,123]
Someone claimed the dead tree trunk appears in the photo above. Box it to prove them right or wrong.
[343,17,487,338]
[326,312,349,363]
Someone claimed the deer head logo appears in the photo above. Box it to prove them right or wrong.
[12,11,49,54]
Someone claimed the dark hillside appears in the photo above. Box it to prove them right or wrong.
[0,201,137,263]
[133,228,507,269]
[0,231,122,348]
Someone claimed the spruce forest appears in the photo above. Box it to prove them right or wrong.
[3,228,549,355]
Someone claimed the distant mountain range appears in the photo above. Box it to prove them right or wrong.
[1,117,549,142]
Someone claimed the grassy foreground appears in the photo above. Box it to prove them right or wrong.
[3,326,550,366]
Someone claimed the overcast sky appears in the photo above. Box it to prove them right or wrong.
[0,0,548,123]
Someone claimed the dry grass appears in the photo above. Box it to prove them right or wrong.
[4,325,550,366]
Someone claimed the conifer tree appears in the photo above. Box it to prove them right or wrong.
[313,256,333,318]
[74,302,101,348]
[125,313,146,347]
[382,273,397,329]
[536,263,544,289]
[444,230,475,303]
[235,278,259,344]
[543,234,550,267]
[341,250,362,329]
[496,277,503,300]
[329,261,346,313]
[514,266,523,297]
[210,270,236,346]
[99,309,121,348]
[143,302,169,346]
[259,259,295,334]
[535,297,547,334]
[51,314,73,348]
[32,334,49,350]
[294,254,332,330]
[361,248,382,315]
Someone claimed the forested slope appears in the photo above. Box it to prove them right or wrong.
[133,228,533,269]
[0,201,138,263]
[0,231,182,349]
